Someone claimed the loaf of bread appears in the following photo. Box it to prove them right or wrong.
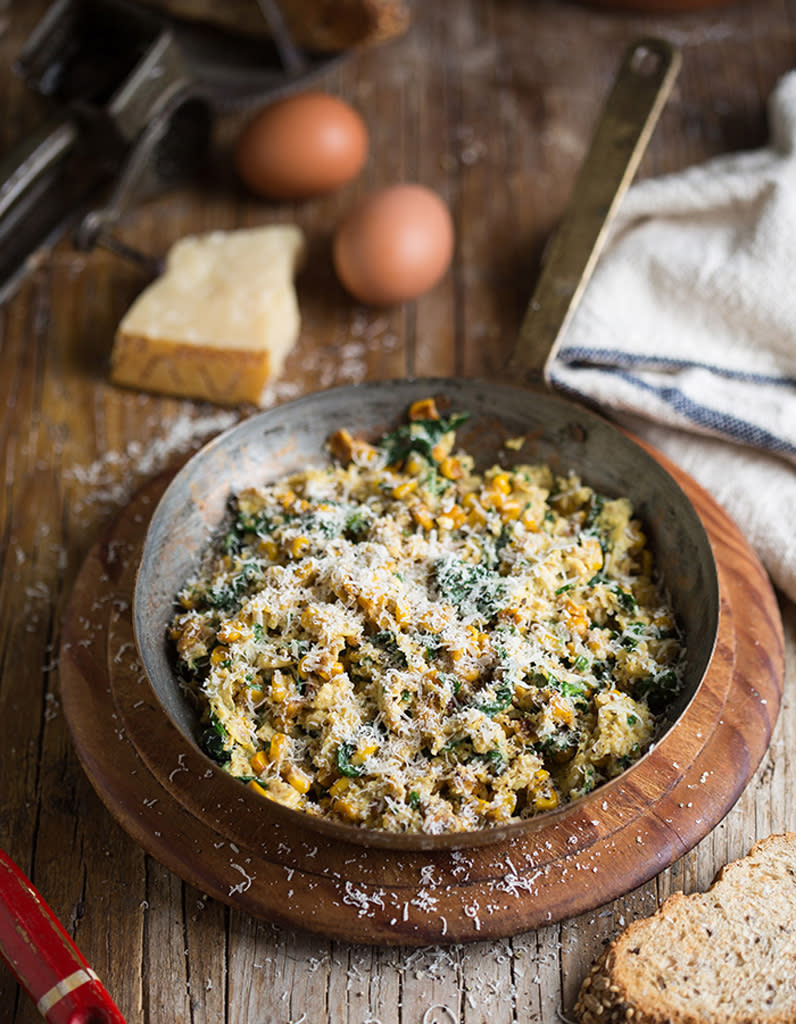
[575,833,796,1024]
[111,225,305,407]
[141,0,410,52]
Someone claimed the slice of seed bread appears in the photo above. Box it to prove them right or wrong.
[575,833,796,1024]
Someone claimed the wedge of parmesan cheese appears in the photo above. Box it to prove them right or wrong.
[110,225,305,406]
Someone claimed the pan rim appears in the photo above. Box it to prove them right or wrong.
[132,376,720,852]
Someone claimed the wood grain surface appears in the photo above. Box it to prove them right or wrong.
[1,1,795,1022]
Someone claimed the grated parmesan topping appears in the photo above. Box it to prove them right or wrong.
[169,399,686,834]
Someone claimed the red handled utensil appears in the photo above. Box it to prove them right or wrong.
[0,848,127,1024]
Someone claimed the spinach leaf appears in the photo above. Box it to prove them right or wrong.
[475,682,514,716]
[380,412,470,466]
[635,668,682,712]
[200,713,230,765]
[337,741,365,778]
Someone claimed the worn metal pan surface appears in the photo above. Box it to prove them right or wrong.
[133,39,721,851]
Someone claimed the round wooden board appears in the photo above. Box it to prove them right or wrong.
[59,453,784,946]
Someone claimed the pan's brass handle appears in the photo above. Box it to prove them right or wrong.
[506,38,681,388]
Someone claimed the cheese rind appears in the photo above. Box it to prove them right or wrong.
[111,225,305,406]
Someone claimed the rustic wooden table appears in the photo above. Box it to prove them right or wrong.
[1,1,794,1022]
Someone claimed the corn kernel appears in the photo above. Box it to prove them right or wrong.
[284,764,312,794]
[563,598,589,636]
[491,472,512,495]
[316,658,345,680]
[467,506,489,527]
[405,453,425,475]
[451,649,480,683]
[581,536,604,573]
[501,499,522,522]
[278,490,296,509]
[534,790,560,812]
[269,732,291,762]
[351,740,378,765]
[210,646,229,666]
[485,791,517,821]
[418,609,444,633]
[409,397,439,421]
[247,779,268,797]
[439,456,463,480]
[217,620,245,644]
[258,538,279,560]
[329,777,350,797]
[481,488,504,509]
[391,599,410,625]
[520,505,540,530]
[431,440,450,462]
[550,693,575,727]
[333,797,360,821]
[274,700,301,730]
[411,504,434,530]
[290,536,310,559]
[328,428,355,462]
[295,561,316,583]
[392,479,418,499]
[270,672,291,703]
[447,504,467,528]
[499,606,525,627]
[250,750,269,775]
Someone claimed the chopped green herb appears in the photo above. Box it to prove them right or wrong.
[344,508,372,540]
[371,631,408,668]
[432,555,505,622]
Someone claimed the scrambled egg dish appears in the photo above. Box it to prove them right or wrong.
[170,398,685,835]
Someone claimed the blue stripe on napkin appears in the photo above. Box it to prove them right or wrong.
[615,371,796,456]
[559,347,796,388]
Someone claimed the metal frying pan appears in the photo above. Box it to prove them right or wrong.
[133,38,720,851]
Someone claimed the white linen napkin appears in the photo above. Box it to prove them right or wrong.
[552,72,796,603]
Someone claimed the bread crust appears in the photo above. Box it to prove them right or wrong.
[574,833,796,1024]
[140,0,410,52]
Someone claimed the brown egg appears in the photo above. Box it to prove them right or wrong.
[333,184,454,306]
[236,91,368,200]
